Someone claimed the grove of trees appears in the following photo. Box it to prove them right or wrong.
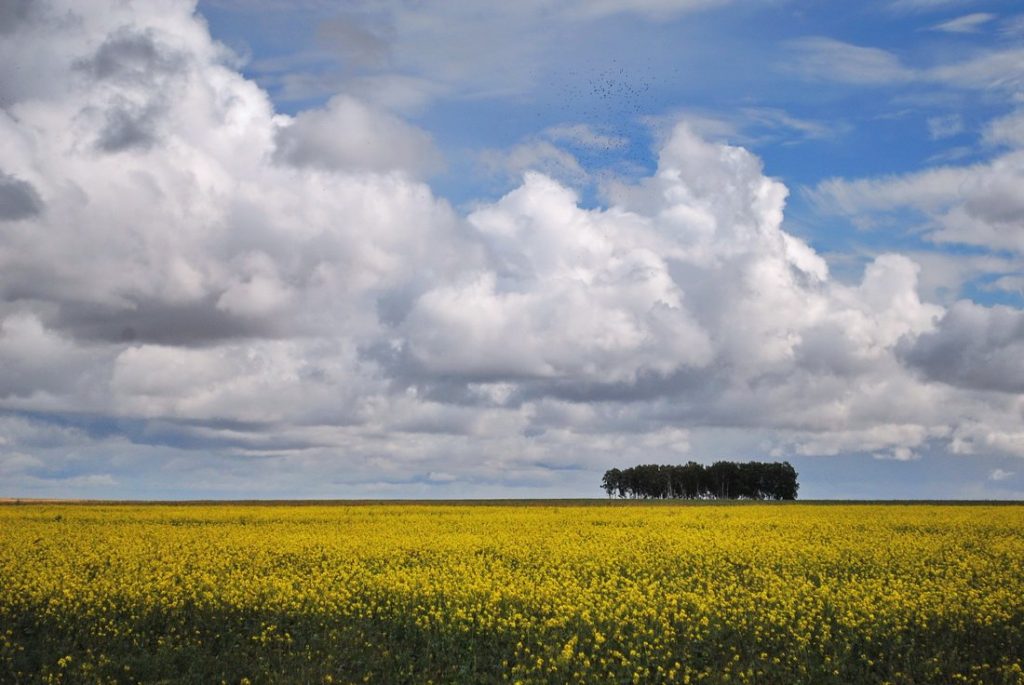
[601,461,798,500]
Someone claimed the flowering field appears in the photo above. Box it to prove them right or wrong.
[1,503,1022,684]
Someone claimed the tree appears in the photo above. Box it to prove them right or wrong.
[600,461,798,500]
[601,468,622,498]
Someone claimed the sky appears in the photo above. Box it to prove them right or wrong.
[0,0,1023,500]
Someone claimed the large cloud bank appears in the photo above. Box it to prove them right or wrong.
[1,0,1022,496]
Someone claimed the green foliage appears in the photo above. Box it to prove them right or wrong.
[602,461,799,500]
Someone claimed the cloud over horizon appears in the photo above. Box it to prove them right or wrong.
[1,0,1022,499]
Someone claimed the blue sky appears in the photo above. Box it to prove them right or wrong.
[199,0,1023,292]
[0,0,1022,500]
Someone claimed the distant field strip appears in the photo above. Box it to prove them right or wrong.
[1,503,1022,684]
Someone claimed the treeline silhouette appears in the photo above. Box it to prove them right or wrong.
[601,461,798,500]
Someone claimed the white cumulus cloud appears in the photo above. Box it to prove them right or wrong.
[2,0,1024,498]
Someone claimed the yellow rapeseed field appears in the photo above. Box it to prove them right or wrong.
[1,502,1022,684]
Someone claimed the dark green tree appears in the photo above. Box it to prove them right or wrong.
[601,468,622,498]
[601,461,798,500]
